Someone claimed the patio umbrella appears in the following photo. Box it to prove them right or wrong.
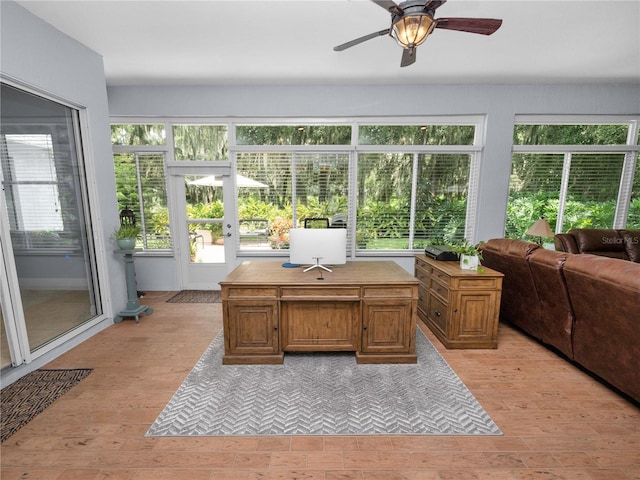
[188,174,267,188]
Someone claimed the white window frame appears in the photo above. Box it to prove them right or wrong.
[512,115,640,231]
[111,115,487,258]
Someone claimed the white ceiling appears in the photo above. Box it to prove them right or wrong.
[16,0,640,86]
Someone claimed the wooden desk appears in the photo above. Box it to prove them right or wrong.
[220,261,418,364]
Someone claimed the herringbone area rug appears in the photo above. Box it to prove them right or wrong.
[146,329,501,436]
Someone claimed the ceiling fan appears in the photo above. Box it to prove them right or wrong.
[334,0,503,67]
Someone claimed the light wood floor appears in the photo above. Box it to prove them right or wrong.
[1,291,639,479]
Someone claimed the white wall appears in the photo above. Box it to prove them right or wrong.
[1,1,126,378]
[108,83,640,263]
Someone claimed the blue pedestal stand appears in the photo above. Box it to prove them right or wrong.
[113,249,153,323]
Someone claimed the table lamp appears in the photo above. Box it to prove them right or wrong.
[526,218,553,245]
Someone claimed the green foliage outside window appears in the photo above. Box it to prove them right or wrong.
[173,125,228,161]
[112,121,638,253]
[359,125,475,145]
[513,124,628,145]
[111,124,165,145]
[236,125,351,145]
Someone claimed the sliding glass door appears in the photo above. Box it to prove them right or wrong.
[0,83,102,368]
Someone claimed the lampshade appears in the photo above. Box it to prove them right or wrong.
[391,13,435,48]
[526,218,553,238]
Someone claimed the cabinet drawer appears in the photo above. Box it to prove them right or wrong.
[457,277,501,290]
[428,294,448,335]
[430,279,450,302]
[415,257,432,273]
[418,285,429,313]
[415,265,430,285]
[431,269,451,285]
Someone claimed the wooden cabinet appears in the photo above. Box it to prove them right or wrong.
[220,261,418,364]
[359,286,417,363]
[415,254,503,349]
[222,286,282,364]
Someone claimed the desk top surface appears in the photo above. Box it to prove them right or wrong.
[220,260,418,286]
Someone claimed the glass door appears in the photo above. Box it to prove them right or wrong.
[175,172,236,290]
[0,83,102,369]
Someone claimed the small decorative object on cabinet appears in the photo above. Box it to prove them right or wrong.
[415,254,503,349]
[449,239,483,271]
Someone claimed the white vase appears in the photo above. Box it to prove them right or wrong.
[460,254,479,270]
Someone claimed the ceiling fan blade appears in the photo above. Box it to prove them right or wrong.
[425,0,447,12]
[435,18,503,35]
[370,0,404,15]
[333,29,391,51]
[400,48,416,67]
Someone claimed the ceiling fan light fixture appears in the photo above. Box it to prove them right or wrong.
[391,13,435,48]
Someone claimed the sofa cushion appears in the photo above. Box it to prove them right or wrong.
[569,228,627,259]
[563,254,640,402]
[527,249,573,358]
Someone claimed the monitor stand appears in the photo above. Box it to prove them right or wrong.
[303,257,332,273]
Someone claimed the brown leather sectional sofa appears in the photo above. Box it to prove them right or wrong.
[479,237,640,404]
[554,228,640,262]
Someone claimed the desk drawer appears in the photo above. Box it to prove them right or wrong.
[280,286,360,300]
[363,286,415,298]
[224,287,278,298]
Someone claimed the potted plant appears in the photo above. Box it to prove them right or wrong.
[113,224,141,250]
[449,239,484,271]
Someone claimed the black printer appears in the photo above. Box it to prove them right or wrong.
[424,245,459,261]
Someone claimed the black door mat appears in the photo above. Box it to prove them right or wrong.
[1,368,93,443]
[166,290,221,303]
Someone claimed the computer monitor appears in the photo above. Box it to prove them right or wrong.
[288,228,347,272]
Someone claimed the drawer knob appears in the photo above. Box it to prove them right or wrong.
[435,310,441,317]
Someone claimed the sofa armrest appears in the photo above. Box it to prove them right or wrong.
[554,233,579,253]
[621,230,640,262]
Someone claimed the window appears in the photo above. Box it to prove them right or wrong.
[236,122,478,253]
[173,125,228,161]
[2,127,83,250]
[629,154,640,228]
[236,125,351,145]
[113,153,171,249]
[359,124,475,145]
[111,124,166,146]
[508,119,639,238]
[4,134,63,232]
[112,123,171,251]
[235,152,350,249]
[113,119,481,256]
